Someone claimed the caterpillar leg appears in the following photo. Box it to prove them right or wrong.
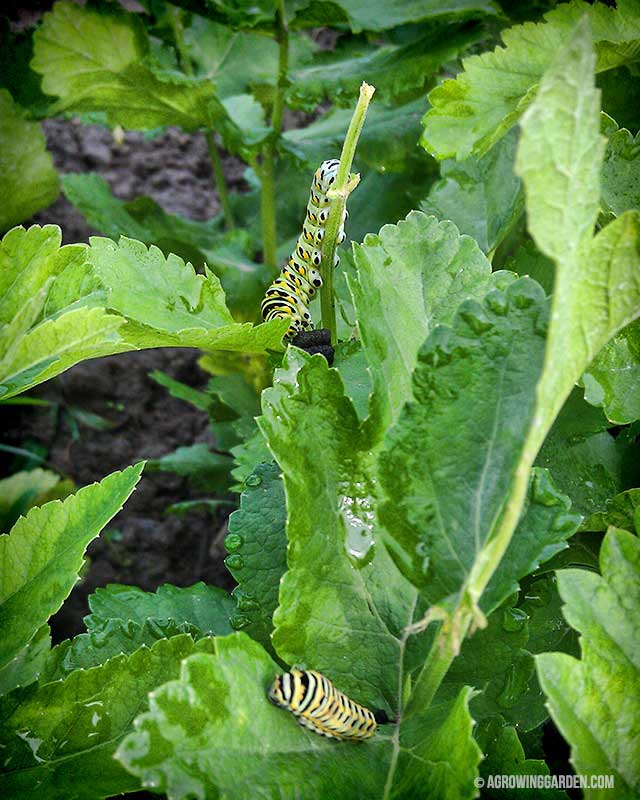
[292,328,334,366]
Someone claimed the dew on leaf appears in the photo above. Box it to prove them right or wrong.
[502,607,528,632]
[224,533,243,552]
[225,554,244,570]
[245,473,262,487]
[230,614,251,630]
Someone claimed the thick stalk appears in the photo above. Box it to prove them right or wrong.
[169,5,235,229]
[320,82,375,344]
[261,0,289,272]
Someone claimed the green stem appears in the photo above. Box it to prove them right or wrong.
[320,82,375,344]
[206,132,235,229]
[261,0,289,273]
[169,5,235,230]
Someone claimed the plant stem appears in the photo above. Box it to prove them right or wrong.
[206,133,235,229]
[320,82,375,344]
[169,5,235,229]
[261,0,289,273]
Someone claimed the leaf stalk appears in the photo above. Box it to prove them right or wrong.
[320,82,375,344]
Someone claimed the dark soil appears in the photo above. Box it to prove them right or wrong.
[5,120,241,643]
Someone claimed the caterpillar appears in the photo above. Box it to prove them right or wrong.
[260,159,348,340]
[268,669,387,741]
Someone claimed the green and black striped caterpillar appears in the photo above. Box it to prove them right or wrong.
[260,159,347,340]
[268,669,387,740]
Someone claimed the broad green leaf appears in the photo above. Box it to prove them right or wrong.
[85,582,234,635]
[536,389,635,523]
[32,2,223,131]
[582,321,640,424]
[148,443,233,491]
[333,338,372,421]
[350,211,513,434]
[0,91,58,232]
[507,240,555,295]
[487,19,640,601]
[584,489,640,534]
[116,633,481,799]
[41,618,198,682]
[0,464,143,673]
[0,468,61,534]
[0,624,50,697]
[225,463,287,650]
[601,113,640,217]
[62,174,271,318]
[185,16,314,98]
[598,64,640,132]
[288,0,498,34]
[283,98,426,173]
[87,236,288,351]
[260,351,424,712]
[230,428,272,486]
[0,28,51,115]
[421,128,523,253]
[422,0,640,160]
[287,23,483,109]
[0,225,125,400]
[378,277,549,602]
[444,574,578,733]
[476,716,568,799]
[537,528,640,797]
[0,634,216,800]
[0,226,285,400]
[482,468,580,615]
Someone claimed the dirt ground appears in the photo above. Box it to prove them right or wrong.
[5,121,242,643]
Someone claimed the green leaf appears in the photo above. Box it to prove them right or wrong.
[287,23,484,109]
[31,2,232,132]
[350,211,512,434]
[260,351,423,712]
[0,464,143,673]
[537,528,640,797]
[0,624,50,697]
[422,0,640,160]
[537,382,636,525]
[230,428,272,487]
[117,633,481,799]
[482,468,580,615]
[185,16,314,98]
[601,112,640,218]
[283,97,426,173]
[87,236,288,351]
[289,0,499,34]
[0,226,285,400]
[0,468,61,534]
[0,91,58,231]
[507,240,555,295]
[333,338,372,421]
[582,321,640,424]
[148,443,233,490]
[378,277,549,602]
[476,716,568,800]
[584,489,640,534]
[149,369,212,412]
[41,618,197,682]
[0,225,125,400]
[85,582,234,636]
[0,635,215,800]
[444,574,578,733]
[421,128,523,253]
[225,463,286,650]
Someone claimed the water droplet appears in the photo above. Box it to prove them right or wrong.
[485,290,508,316]
[225,533,243,553]
[237,593,260,612]
[245,473,262,487]
[230,614,250,630]
[502,607,528,632]
[225,554,244,570]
